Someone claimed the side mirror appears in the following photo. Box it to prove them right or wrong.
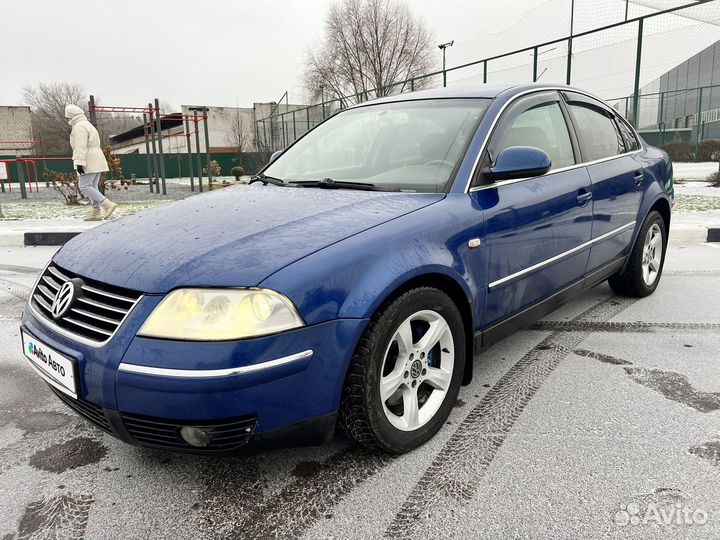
[487,146,551,181]
[268,150,282,165]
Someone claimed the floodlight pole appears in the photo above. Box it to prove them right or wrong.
[566,0,574,84]
[439,41,454,87]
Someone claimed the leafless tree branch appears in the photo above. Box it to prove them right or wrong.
[304,0,433,105]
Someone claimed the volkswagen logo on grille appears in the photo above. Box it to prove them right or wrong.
[51,280,79,319]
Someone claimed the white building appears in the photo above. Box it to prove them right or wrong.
[0,106,34,155]
[109,102,307,155]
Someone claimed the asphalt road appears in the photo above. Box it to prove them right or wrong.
[1,243,719,540]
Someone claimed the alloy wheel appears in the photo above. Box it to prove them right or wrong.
[379,309,455,431]
[641,223,663,286]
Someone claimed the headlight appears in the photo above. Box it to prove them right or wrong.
[137,288,304,340]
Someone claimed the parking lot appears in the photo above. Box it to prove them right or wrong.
[1,241,719,540]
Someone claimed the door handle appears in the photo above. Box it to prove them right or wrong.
[634,171,644,186]
[577,191,593,205]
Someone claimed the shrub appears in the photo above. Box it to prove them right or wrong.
[44,170,79,205]
[661,141,694,162]
[203,160,222,178]
[708,170,720,187]
[231,166,245,180]
[661,139,720,162]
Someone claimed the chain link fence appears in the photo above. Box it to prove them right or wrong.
[256,0,720,183]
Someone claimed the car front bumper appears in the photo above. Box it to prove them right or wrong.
[21,298,368,453]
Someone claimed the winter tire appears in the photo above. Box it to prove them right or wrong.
[608,210,666,297]
[339,287,466,453]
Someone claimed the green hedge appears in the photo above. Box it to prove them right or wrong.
[660,139,720,162]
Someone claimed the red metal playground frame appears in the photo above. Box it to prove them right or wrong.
[88,96,213,194]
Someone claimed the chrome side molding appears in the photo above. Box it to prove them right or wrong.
[488,221,636,291]
[118,349,314,378]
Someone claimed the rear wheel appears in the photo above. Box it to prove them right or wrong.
[339,287,465,453]
[608,210,666,297]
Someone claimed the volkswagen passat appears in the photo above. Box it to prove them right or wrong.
[21,84,672,454]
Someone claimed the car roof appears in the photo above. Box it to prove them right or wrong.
[350,83,602,107]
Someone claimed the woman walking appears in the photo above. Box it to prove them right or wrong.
[65,104,117,221]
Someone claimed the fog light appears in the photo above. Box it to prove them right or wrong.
[179,426,211,447]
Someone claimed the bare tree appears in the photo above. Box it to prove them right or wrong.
[226,108,254,163]
[22,82,146,155]
[22,82,87,155]
[305,0,433,104]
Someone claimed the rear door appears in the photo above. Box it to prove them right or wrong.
[562,92,643,273]
[470,90,593,328]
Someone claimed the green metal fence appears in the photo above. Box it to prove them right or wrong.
[0,152,268,185]
[256,0,720,165]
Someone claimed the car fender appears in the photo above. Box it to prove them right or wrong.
[259,195,486,330]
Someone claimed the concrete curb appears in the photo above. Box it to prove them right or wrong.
[23,232,81,246]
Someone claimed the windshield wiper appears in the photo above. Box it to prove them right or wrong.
[289,178,399,192]
[249,173,286,186]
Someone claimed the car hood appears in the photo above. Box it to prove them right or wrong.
[53,185,444,293]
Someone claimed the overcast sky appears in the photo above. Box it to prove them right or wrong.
[1,0,716,110]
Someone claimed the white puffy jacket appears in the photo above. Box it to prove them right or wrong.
[65,104,109,173]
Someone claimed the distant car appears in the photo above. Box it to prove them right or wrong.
[21,83,673,454]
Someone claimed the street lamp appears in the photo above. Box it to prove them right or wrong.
[438,40,454,87]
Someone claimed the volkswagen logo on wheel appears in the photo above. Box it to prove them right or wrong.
[51,279,80,319]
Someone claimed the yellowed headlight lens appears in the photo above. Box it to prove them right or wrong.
[138,289,303,340]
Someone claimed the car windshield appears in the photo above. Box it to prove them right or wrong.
[264,99,489,193]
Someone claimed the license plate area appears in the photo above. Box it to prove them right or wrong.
[21,328,79,399]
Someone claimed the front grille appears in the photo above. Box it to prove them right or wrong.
[50,386,112,434]
[31,263,142,343]
[120,411,257,453]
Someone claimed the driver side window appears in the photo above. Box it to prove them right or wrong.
[491,101,576,171]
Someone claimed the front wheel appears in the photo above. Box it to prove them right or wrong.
[608,210,667,297]
[339,287,465,453]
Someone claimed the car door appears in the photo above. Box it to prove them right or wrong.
[562,92,644,273]
[470,91,593,328]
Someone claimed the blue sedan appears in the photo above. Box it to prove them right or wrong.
[21,83,673,454]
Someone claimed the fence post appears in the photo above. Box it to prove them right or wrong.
[17,161,27,199]
[292,110,297,142]
[154,98,167,195]
[148,103,159,193]
[658,91,665,145]
[695,87,703,161]
[533,46,539,82]
[203,107,212,189]
[88,95,97,126]
[194,115,204,193]
[142,113,153,192]
[631,18,643,128]
[483,61,488,84]
[185,117,195,192]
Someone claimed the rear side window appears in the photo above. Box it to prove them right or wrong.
[615,118,640,151]
[568,103,625,161]
[493,102,575,170]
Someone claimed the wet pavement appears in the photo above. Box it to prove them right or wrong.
[1,243,719,539]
